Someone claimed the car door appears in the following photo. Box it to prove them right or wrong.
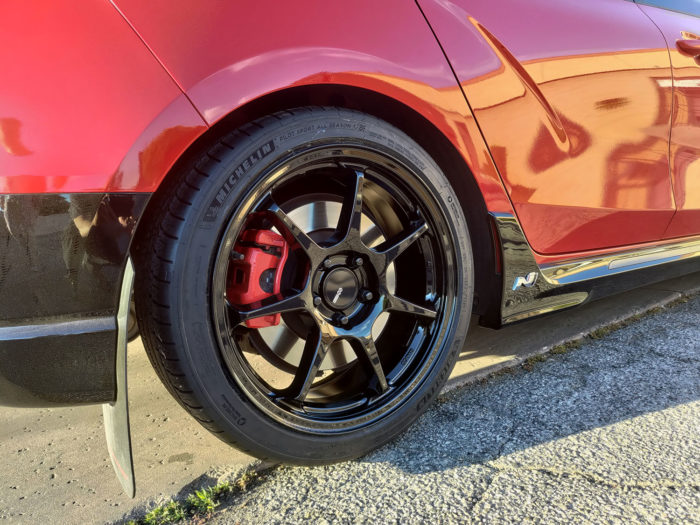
[419,0,676,255]
[634,0,700,239]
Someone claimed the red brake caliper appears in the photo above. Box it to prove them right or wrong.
[227,229,290,329]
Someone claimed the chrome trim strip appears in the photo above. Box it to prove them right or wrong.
[0,317,114,341]
[491,211,700,325]
[503,292,589,324]
[541,238,700,285]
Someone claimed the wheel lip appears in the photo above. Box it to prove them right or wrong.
[210,140,462,435]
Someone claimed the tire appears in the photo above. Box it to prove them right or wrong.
[134,107,473,463]
[127,292,139,342]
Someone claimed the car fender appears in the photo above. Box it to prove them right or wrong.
[111,0,515,215]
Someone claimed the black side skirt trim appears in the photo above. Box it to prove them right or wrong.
[0,317,116,406]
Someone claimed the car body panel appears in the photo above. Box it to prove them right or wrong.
[1,1,699,402]
[0,193,148,406]
[0,318,116,407]
[0,1,206,195]
[0,194,147,322]
[635,2,700,239]
[111,0,515,213]
[420,0,677,255]
[104,94,207,193]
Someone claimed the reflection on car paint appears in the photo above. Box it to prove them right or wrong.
[421,0,677,254]
[634,4,700,238]
[0,194,148,322]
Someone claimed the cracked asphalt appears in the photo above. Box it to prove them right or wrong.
[209,295,700,524]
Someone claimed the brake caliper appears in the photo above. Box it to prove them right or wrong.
[227,229,289,329]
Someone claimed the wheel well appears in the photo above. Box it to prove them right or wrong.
[132,85,501,321]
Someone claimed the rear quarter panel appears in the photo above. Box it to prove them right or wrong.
[111,0,514,212]
[0,1,205,195]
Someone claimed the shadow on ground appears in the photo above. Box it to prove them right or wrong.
[367,295,699,476]
[206,296,699,524]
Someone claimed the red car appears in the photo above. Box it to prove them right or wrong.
[2,0,700,495]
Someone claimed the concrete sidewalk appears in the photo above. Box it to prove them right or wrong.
[1,272,699,524]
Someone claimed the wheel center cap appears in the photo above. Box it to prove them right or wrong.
[322,267,358,310]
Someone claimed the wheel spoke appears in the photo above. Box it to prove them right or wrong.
[353,338,389,393]
[385,293,437,320]
[376,220,428,265]
[282,326,329,401]
[335,170,365,242]
[230,292,307,325]
[264,194,322,259]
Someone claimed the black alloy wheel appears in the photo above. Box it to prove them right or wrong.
[135,107,473,463]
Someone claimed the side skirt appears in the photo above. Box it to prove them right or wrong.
[492,212,700,326]
[0,319,117,406]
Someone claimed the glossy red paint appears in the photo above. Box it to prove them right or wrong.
[106,95,206,193]
[419,0,677,255]
[111,0,514,213]
[635,3,700,240]
[3,0,700,261]
[0,1,206,195]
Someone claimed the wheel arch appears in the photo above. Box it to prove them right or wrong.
[132,85,502,321]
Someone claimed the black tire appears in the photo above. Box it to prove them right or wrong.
[134,107,473,463]
[127,292,139,342]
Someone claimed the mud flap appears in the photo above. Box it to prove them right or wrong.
[102,258,136,497]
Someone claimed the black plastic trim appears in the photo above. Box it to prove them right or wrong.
[0,193,149,406]
[491,212,700,327]
[0,320,116,406]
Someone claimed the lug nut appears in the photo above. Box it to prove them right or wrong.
[323,259,333,269]
[361,290,374,302]
[313,295,322,306]
[354,257,363,267]
[338,315,349,326]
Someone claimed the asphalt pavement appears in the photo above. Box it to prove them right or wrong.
[210,293,700,524]
[1,273,699,523]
